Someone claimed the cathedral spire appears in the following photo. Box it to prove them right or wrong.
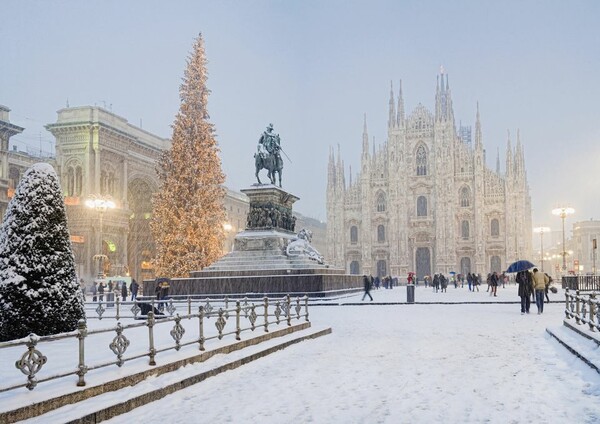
[397,79,405,128]
[496,147,501,174]
[474,102,483,150]
[505,130,513,179]
[327,145,336,188]
[388,81,396,129]
[435,67,454,123]
[515,129,526,179]
[362,113,369,158]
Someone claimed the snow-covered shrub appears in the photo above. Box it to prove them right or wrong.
[0,163,84,342]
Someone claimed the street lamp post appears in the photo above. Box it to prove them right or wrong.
[85,195,116,278]
[533,226,551,272]
[552,207,575,273]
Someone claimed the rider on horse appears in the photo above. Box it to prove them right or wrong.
[255,123,284,186]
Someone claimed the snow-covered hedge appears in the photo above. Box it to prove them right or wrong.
[0,163,85,342]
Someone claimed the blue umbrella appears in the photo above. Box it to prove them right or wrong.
[505,260,536,273]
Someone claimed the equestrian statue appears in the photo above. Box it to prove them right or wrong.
[254,123,284,187]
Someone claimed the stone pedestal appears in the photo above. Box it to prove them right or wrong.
[145,184,362,296]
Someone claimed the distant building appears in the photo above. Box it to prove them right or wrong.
[326,71,532,279]
[571,220,600,274]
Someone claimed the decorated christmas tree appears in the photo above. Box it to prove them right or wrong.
[0,163,85,342]
[151,33,226,277]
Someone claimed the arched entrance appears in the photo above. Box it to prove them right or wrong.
[460,257,471,275]
[127,179,156,282]
[376,260,387,277]
[416,247,431,281]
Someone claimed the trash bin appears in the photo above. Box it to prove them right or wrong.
[406,283,415,304]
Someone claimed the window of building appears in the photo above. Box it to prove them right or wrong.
[491,219,500,237]
[377,224,385,242]
[350,226,358,244]
[350,261,360,275]
[417,196,428,217]
[416,145,427,176]
[376,192,386,212]
[460,186,470,207]
[461,220,470,239]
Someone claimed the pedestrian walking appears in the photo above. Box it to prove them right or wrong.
[516,270,532,314]
[130,279,139,301]
[121,281,128,301]
[362,275,373,301]
[91,281,98,302]
[79,278,86,300]
[544,273,553,303]
[98,281,105,302]
[531,268,549,314]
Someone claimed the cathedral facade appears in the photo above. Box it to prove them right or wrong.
[326,72,532,279]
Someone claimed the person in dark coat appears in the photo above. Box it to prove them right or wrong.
[516,270,532,314]
[121,281,128,300]
[130,279,139,301]
[362,275,373,301]
[98,281,105,302]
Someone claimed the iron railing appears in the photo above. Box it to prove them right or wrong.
[0,295,309,393]
[562,275,600,291]
[564,289,600,333]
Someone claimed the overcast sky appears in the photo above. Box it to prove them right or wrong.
[2,0,599,240]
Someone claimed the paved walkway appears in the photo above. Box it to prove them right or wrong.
[104,285,600,424]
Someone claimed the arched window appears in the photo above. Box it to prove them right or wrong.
[377,225,385,242]
[416,145,427,176]
[460,186,470,207]
[491,256,501,273]
[67,167,75,196]
[75,166,83,196]
[350,261,360,275]
[491,219,500,237]
[461,220,470,239]
[350,226,358,244]
[8,167,20,190]
[417,196,428,217]
[376,192,386,212]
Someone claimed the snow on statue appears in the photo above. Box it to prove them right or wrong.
[0,163,85,342]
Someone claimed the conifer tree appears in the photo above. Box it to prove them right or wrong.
[0,163,85,342]
[151,33,226,277]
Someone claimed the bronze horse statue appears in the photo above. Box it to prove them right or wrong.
[254,152,283,187]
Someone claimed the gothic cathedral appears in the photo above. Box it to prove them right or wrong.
[326,71,532,279]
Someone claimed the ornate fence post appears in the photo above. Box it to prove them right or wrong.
[304,295,309,322]
[264,297,269,333]
[216,308,226,340]
[575,290,581,325]
[295,297,301,320]
[115,295,121,321]
[589,293,596,332]
[15,334,47,391]
[147,310,156,365]
[187,296,192,316]
[198,306,205,351]
[286,294,292,326]
[236,300,241,341]
[76,319,88,387]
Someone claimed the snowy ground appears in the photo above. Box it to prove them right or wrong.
[97,284,600,424]
[6,284,600,423]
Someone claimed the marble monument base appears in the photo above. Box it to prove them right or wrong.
[144,185,362,297]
